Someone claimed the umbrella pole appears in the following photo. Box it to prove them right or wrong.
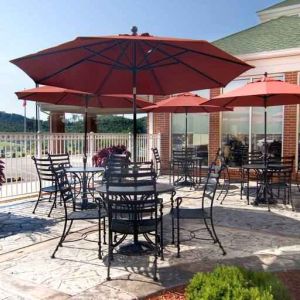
[132,43,137,164]
[83,95,88,168]
[185,109,188,182]
[263,97,270,211]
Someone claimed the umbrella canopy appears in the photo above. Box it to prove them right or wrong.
[15,86,152,109]
[206,73,300,210]
[207,75,300,108]
[16,85,152,164]
[144,92,232,154]
[144,92,233,113]
[11,28,252,161]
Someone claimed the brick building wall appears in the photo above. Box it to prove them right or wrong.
[209,88,221,164]
[283,72,298,166]
[152,96,170,170]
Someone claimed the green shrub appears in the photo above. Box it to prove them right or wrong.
[186,265,290,300]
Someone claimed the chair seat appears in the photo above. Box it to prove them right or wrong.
[111,218,159,234]
[68,208,107,220]
[172,207,209,219]
[41,185,58,193]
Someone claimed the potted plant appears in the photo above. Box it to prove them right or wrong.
[92,145,130,167]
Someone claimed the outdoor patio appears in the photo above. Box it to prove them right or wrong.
[1,177,300,299]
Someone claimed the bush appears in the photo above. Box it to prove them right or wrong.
[92,145,130,167]
[186,265,290,300]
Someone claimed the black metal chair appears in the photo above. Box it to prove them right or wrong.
[151,147,172,183]
[240,151,263,201]
[105,167,162,281]
[210,148,230,204]
[171,168,226,258]
[51,164,107,259]
[269,165,293,207]
[172,149,197,187]
[48,153,72,168]
[32,156,59,217]
[48,152,81,198]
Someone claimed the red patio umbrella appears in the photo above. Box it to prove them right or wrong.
[144,92,232,154]
[15,85,151,161]
[11,27,252,162]
[207,73,300,155]
[206,73,300,209]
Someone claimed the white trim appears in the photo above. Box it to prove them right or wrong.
[258,4,300,23]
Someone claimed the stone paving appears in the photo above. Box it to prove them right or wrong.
[1,177,300,299]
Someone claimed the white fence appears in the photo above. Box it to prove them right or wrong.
[0,132,161,199]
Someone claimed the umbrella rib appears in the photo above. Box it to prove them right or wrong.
[83,46,130,69]
[95,41,130,94]
[86,59,127,70]
[143,40,223,86]
[136,41,162,67]
[11,39,118,62]
[38,41,121,83]
[159,41,250,67]
[138,48,188,70]
[54,93,70,105]
[137,41,165,95]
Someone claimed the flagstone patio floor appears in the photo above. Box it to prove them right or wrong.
[1,177,300,299]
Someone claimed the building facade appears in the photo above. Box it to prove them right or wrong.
[151,0,300,174]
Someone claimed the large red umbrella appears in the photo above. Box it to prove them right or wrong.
[11,27,252,161]
[145,92,232,154]
[206,73,300,209]
[207,73,300,153]
[16,85,151,161]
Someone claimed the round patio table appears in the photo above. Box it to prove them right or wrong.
[242,163,288,206]
[96,182,176,256]
[172,156,203,187]
[65,166,105,209]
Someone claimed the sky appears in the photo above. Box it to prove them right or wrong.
[0,0,279,119]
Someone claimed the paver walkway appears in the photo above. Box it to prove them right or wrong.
[1,178,300,299]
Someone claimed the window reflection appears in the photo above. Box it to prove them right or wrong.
[251,106,283,159]
[172,89,209,165]
[172,113,209,165]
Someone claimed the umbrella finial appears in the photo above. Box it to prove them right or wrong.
[131,26,138,36]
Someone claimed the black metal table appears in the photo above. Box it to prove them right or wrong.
[66,166,105,209]
[96,182,176,256]
[242,163,286,207]
[172,156,203,187]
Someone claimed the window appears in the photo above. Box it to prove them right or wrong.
[221,75,284,166]
[171,89,209,164]
[221,79,250,166]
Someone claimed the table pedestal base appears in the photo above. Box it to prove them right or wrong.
[118,241,154,256]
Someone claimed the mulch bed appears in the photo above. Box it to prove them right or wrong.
[145,270,300,300]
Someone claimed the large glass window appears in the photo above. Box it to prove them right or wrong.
[221,79,250,166]
[251,106,283,158]
[171,89,209,164]
[221,75,284,166]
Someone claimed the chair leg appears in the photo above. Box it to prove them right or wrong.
[32,190,42,214]
[171,198,175,245]
[103,218,107,245]
[203,217,216,243]
[107,228,112,281]
[209,218,226,255]
[160,203,164,260]
[98,217,102,259]
[153,230,158,281]
[48,191,57,217]
[51,218,69,258]
[176,209,180,258]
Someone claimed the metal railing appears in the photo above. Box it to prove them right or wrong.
[0,132,161,199]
